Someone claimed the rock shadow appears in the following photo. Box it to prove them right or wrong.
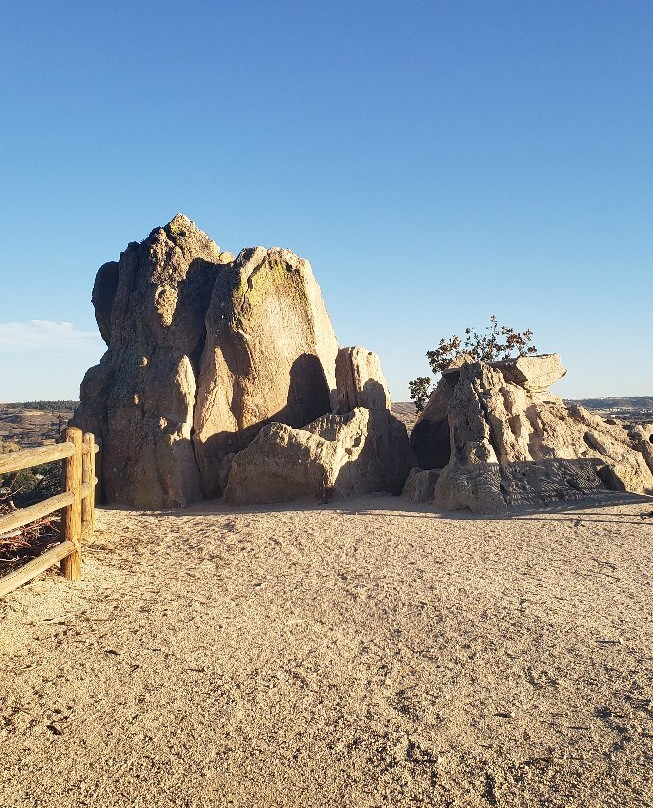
[195,352,333,498]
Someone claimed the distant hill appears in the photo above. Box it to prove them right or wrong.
[4,400,79,412]
[564,397,653,411]
[0,402,76,450]
[393,397,653,415]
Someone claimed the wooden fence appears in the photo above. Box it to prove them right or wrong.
[0,427,98,598]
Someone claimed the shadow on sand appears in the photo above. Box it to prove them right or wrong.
[127,489,653,528]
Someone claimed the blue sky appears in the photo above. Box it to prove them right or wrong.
[1,0,651,401]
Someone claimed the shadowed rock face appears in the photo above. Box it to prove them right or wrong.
[193,247,339,497]
[406,355,653,512]
[224,347,415,503]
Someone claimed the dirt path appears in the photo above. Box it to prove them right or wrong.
[1,496,652,807]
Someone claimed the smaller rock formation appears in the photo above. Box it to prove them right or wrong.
[335,347,390,413]
[625,422,653,478]
[402,468,440,504]
[224,347,415,504]
[335,346,415,494]
[406,354,653,513]
[225,408,372,504]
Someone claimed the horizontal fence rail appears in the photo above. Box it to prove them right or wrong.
[0,427,98,598]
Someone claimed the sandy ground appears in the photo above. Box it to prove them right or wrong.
[1,495,653,808]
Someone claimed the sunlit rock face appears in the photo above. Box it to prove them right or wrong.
[72,215,223,508]
[193,246,339,498]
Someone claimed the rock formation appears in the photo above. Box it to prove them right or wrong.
[401,467,440,504]
[73,216,409,507]
[335,347,390,414]
[224,347,415,504]
[193,247,338,497]
[225,408,374,505]
[406,354,653,513]
[72,215,224,508]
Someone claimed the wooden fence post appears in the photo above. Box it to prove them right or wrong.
[81,432,95,541]
[60,427,83,581]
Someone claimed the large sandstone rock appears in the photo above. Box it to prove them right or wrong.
[72,215,224,508]
[223,346,415,504]
[73,218,347,507]
[193,247,339,496]
[225,408,395,504]
[407,356,653,513]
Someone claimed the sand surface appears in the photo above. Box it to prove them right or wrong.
[1,495,652,808]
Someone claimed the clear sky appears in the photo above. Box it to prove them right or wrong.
[1,0,651,402]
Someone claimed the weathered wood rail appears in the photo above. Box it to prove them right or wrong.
[0,427,98,597]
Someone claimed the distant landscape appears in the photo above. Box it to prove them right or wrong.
[1,397,650,451]
[0,401,77,451]
[392,397,653,434]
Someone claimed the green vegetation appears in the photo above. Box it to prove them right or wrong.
[410,316,538,412]
[0,462,61,508]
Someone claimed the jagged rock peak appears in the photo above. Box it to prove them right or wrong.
[73,215,226,508]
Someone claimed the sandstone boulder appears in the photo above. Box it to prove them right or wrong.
[193,247,339,497]
[225,408,383,504]
[402,467,440,504]
[72,215,225,508]
[409,356,653,513]
[493,353,566,394]
[73,219,346,507]
[335,347,390,413]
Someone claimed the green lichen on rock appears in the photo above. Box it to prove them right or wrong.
[166,214,191,238]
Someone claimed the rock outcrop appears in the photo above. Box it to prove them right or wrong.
[224,347,415,504]
[492,353,566,395]
[72,215,224,508]
[402,467,440,504]
[407,354,653,513]
[629,423,653,476]
[224,409,373,504]
[335,347,390,414]
[73,217,409,508]
[193,247,338,497]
